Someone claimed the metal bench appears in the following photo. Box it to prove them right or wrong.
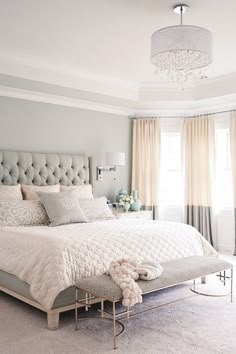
[75,256,233,349]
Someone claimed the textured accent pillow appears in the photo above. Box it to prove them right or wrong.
[0,185,23,200]
[21,184,60,200]
[60,184,93,198]
[0,200,49,226]
[78,197,115,222]
[39,191,88,227]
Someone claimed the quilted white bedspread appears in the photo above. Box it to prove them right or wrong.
[0,219,216,309]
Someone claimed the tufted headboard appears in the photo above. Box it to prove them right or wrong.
[0,151,93,186]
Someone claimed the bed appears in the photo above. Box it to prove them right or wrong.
[0,150,217,330]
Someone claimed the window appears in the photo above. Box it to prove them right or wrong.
[159,132,183,207]
[214,128,233,210]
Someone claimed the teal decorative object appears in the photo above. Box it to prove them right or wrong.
[130,190,142,211]
[116,187,127,203]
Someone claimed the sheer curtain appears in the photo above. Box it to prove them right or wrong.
[182,115,215,244]
[229,111,236,255]
[132,118,160,219]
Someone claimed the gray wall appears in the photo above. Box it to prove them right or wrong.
[0,97,132,201]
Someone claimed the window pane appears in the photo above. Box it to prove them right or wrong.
[214,128,233,210]
[159,133,183,206]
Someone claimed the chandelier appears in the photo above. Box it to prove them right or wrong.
[151,4,213,83]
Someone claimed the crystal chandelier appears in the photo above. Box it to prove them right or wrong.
[151,4,213,83]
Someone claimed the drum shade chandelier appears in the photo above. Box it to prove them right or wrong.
[151,4,213,83]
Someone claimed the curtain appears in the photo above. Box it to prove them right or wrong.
[182,115,214,244]
[229,111,236,255]
[132,118,160,219]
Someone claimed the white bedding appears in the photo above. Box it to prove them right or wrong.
[0,219,216,310]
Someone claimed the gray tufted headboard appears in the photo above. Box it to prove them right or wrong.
[0,151,93,186]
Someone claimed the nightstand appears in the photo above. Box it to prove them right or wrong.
[115,210,153,220]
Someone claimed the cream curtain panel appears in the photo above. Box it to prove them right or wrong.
[132,118,160,218]
[229,111,236,255]
[182,115,214,244]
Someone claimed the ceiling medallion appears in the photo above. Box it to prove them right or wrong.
[151,4,213,83]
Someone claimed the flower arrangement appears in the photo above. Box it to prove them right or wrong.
[119,194,134,205]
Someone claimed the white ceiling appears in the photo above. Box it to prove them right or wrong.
[0,0,236,86]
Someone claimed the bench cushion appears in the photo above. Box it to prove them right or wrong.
[76,256,233,302]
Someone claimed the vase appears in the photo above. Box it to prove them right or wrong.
[130,190,142,211]
[116,187,127,203]
[123,202,130,212]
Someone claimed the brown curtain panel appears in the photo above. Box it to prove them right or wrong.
[229,111,236,255]
[182,115,214,244]
[132,118,160,219]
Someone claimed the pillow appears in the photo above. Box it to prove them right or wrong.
[60,184,93,198]
[78,197,115,222]
[39,191,88,227]
[0,185,23,200]
[0,200,49,226]
[21,184,60,200]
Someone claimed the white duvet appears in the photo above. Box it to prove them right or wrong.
[0,219,216,310]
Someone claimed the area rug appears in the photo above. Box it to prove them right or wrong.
[0,258,235,354]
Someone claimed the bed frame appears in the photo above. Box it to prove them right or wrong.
[0,150,97,329]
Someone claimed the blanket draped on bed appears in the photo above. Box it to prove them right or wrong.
[107,258,163,307]
[0,219,217,309]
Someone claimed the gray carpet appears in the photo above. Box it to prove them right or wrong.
[0,256,236,354]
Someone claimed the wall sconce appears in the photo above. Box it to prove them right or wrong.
[97,152,125,181]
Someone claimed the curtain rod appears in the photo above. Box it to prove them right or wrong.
[130,108,236,119]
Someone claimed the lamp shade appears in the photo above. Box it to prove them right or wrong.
[105,152,125,166]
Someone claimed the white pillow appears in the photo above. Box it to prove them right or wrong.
[0,200,49,226]
[60,184,93,198]
[21,184,60,200]
[0,185,23,200]
[78,197,115,222]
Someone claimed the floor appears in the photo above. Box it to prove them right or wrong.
[0,255,235,354]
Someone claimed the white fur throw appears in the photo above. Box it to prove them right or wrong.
[107,258,163,307]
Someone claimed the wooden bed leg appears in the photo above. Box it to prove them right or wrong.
[201,276,207,284]
[47,312,60,330]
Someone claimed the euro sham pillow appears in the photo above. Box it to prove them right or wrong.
[60,184,93,198]
[78,197,115,222]
[39,191,88,227]
[0,200,49,226]
[0,184,23,200]
[21,184,60,200]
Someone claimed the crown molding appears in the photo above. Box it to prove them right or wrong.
[1,84,236,119]
[133,93,236,117]
[0,53,139,101]
[140,73,236,102]
[0,52,236,118]
[0,85,133,116]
